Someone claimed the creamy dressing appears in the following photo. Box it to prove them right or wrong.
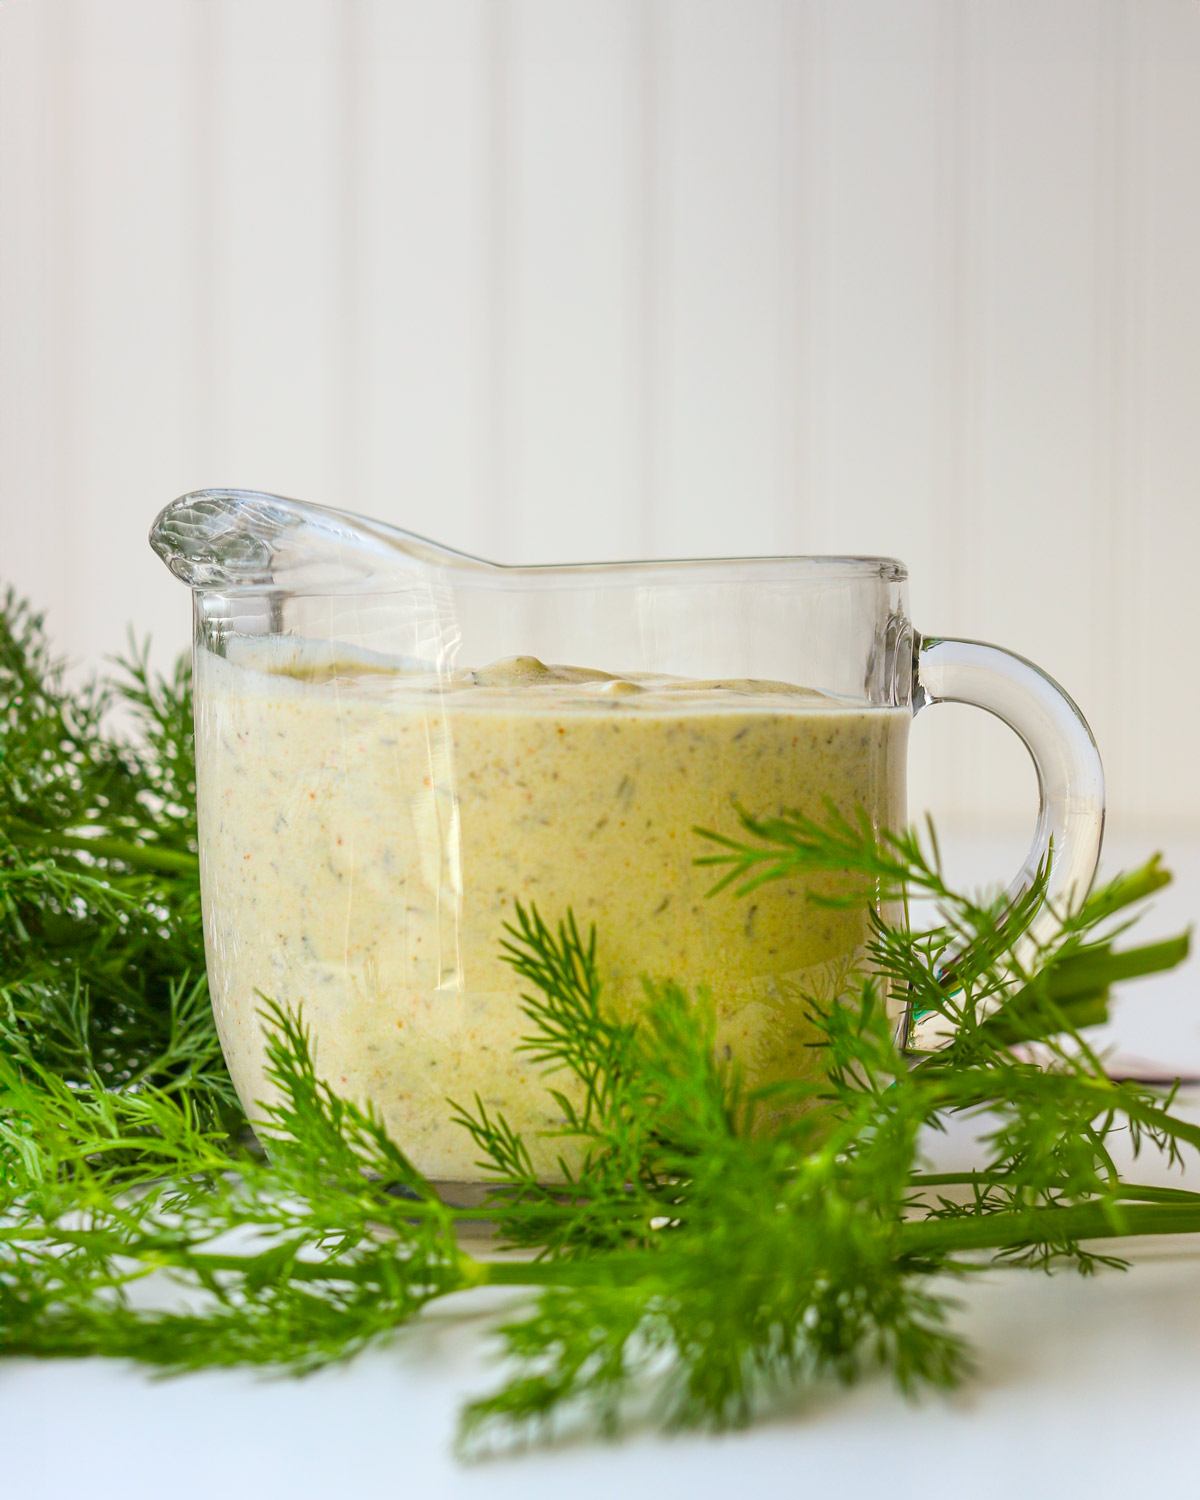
[195,642,908,1182]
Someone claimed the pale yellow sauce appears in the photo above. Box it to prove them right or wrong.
[195,642,908,1181]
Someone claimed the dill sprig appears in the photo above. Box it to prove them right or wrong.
[451,837,1199,1443]
[2,590,1199,1453]
[0,591,228,1110]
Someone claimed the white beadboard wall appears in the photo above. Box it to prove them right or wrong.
[2,0,1199,839]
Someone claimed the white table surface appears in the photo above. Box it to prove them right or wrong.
[6,833,1200,1500]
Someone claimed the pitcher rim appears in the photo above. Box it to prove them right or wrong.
[150,487,909,592]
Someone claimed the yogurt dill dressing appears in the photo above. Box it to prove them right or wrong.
[195,640,908,1182]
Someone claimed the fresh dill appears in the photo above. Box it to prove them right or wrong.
[0,591,229,1113]
[2,592,1198,1452]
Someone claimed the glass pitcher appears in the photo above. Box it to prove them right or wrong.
[150,488,1104,1183]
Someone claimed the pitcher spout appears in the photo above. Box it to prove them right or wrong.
[149,488,491,593]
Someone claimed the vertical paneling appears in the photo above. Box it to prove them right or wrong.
[775,0,818,555]
[355,2,492,553]
[1130,0,1200,829]
[809,1,943,566]
[1090,0,1140,830]
[503,0,643,564]
[966,5,1106,694]
[918,0,1036,834]
[934,2,1109,832]
[0,1,69,637]
[653,0,786,557]
[69,1,206,668]
[0,1,205,671]
[206,0,344,501]
[3,0,1200,828]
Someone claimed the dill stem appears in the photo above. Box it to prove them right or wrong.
[477,1204,1200,1277]
[912,1175,1200,1206]
[14,1197,1200,1298]
[898,1201,1200,1255]
[472,1258,643,1288]
[68,1199,1200,1291]
[920,1073,1200,1155]
[5,823,199,877]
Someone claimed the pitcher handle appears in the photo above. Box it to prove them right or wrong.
[904,634,1105,1050]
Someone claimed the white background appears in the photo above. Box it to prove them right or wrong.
[2,0,1199,839]
[5,9,1200,1490]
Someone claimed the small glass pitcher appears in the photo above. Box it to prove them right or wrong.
[150,489,1103,1183]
